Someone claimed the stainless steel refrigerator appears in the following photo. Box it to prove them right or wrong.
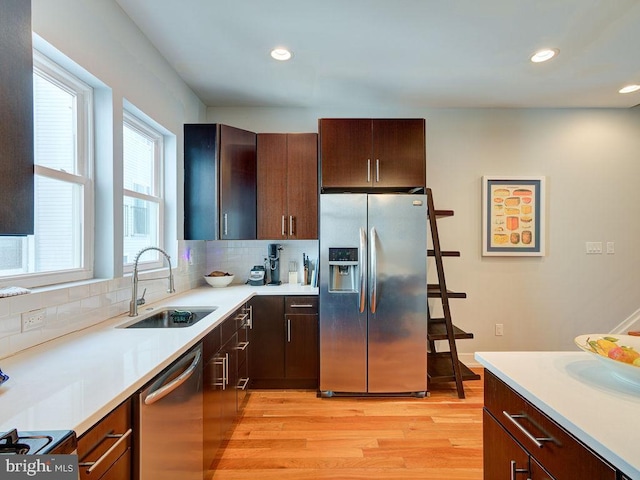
[319,193,428,397]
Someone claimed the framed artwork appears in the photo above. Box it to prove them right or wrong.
[482,176,546,256]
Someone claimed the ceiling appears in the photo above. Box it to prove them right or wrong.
[114,0,640,109]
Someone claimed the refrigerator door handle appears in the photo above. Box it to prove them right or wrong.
[359,227,367,313]
[370,226,377,313]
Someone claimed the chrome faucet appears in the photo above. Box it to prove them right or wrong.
[129,246,175,317]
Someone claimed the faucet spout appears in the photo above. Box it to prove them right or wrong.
[129,246,175,317]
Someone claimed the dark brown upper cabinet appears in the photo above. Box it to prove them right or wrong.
[184,124,257,240]
[319,118,426,191]
[0,0,34,235]
[257,133,318,240]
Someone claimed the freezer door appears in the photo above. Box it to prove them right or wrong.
[319,194,368,394]
[367,194,428,393]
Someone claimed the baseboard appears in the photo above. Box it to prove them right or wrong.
[459,352,481,368]
[609,307,640,334]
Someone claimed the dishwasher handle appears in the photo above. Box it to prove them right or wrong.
[144,347,202,405]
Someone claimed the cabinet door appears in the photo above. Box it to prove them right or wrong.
[319,119,372,189]
[483,409,530,480]
[220,333,238,439]
[372,119,425,189]
[0,0,34,234]
[219,125,257,239]
[184,124,219,240]
[248,296,285,386]
[202,327,222,474]
[287,133,318,239]
[257,134,288,239]
[285,313,318,381]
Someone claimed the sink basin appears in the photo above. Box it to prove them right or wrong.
[120,307,216,329]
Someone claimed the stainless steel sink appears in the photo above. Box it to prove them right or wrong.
[120,307,216,329]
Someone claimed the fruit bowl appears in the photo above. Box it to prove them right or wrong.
[574,334,640,387]
[204,274,234,288]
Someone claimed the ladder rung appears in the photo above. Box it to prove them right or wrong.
[427,250,460,257]
[428,321,474,340]
[427,285,467,299]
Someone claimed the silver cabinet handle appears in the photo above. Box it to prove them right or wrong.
[223,213,228,236]
[287,318,291,342]
[509,460,530,480]
[502,411,553,449]
[367,159,371,182]
[246,305,253,329]
[213,357,225,387]
[144,348,201,405]
[359,227,366,313]
[289,215,294,237]
[375,159,380,182]
[370,227,377,314]
[290,304,314,308]
[281,215,286,236]
[224,353,229,388]
[236,341,249,351]
[79,429,132,474]
[237,377,249,390]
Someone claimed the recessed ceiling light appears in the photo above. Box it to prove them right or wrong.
[619,84,640,94]
[270,48,292,61]
[530,48,559,63]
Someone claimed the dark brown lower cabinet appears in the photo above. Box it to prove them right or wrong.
[249,295,318,389]
[483,371,617,480]
[203,304,251,477]
[78,399,132,480]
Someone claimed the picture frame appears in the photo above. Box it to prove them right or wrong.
[482,176,546,256]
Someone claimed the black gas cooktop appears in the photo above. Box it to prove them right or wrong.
[0,429,76,455]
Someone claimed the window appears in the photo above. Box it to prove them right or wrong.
[123,112,164,268]
[0,51,93,284]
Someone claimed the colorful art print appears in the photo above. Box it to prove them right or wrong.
[482,176,545,256]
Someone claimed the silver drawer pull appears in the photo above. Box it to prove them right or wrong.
[290,304,314,308]
[237,377,249,390]
[79,429,132,474]
[502,411,553,449]
[510,460,529,480]
[236,341,249,351]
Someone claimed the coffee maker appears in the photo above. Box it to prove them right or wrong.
[267,243,283,285]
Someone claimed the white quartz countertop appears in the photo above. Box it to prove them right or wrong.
[0,284,317,436]
[475,351,640,479]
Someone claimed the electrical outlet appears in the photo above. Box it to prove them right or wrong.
[606,242,615,254]
[495,323,504,336]
[21,309,46,332]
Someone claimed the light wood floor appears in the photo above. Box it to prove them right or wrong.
[212,370,484,479]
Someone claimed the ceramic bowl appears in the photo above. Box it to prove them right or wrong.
[574,334,640,387]
[204,274,234,288]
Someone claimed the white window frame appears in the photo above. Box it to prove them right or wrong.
[122,111,165,272]
[0,50,93,288]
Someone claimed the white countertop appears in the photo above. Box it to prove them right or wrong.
[0,284,317,436]
[476,351,640,479]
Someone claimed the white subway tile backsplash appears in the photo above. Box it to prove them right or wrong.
[0,240,207,359]
[0,315,21,339]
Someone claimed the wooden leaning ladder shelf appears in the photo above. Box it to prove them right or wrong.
[426,188,480,399]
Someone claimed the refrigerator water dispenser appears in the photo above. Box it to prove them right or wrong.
[328,247,358,292]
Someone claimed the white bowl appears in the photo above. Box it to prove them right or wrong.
[574,334,640,387]
[204,274,234,288]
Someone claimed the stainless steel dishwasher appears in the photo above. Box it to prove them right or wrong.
[136,343,203,480]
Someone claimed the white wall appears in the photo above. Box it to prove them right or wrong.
[208,106,640,353]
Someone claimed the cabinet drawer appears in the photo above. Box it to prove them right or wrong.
[78,399,132,480]
[221,306,248,343]
[285,296,318,314]
[237,325,249,369]
[485,371,616,480]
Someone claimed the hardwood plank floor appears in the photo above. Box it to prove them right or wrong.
[210,369,484,479]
